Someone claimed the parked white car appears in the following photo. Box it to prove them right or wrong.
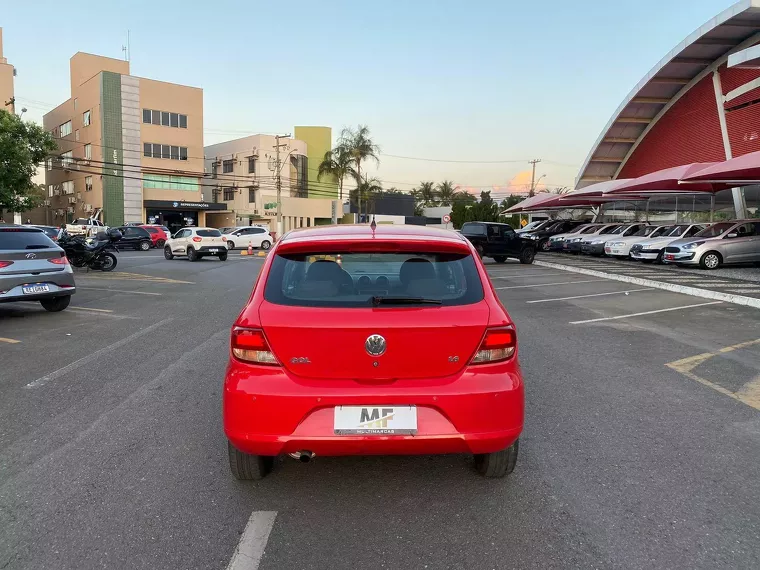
[65,218,108,237]
[629,224,707,263]
[222,226,273,250]
[164,227,228,262]
[604,225,672,258]
[548,223,601,251]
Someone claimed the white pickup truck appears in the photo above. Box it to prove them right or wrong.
[65,218,108,237]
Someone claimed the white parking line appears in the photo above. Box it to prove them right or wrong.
[569,301,723,325]
[226,511,277,570]
[25,318,172,389]
[527,288,652,303]
[488,272,568,279]
[495,279,606,290]
[78,287,162,296]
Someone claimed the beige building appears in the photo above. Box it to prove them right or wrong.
[203,135,337,234]
[40,52,222,232]
[0,28,15,114]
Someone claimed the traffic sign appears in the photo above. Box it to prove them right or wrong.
[443,214,451,223]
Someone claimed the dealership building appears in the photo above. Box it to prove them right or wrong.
[576,0,760,217]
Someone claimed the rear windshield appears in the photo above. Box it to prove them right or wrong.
[265,252,484,308]
[460,223,486,235]
[0,228,57,250]
[145,227,158,234]
[34,227,60,239]
[197,229,222,237]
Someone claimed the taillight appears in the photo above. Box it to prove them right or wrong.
[48,256,69,265]
[192,236,202,243]
[471,326,516,364]
[231,327,279,365]
[0,261,13,269]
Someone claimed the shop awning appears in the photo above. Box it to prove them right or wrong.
[502,192,558,213]
[679,150,760,185]
[607,163,728,194]
[560,178,633,198]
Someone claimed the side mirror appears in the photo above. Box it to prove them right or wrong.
[726,232,739,239]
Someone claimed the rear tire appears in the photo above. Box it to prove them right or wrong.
[261,240,271,250]
[699,251,722,270]
[226,240,235,250]
[218,251,228,261]
[228,441,274,481]
[164,247,174,260]
[493,256,507,264]
[40,295,71,312]
[187,247,198,262]
[157,239,165,247]
[519,248,535,264]
[474,439,519,478]
[139,240,151,251]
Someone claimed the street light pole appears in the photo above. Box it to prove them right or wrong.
[528,159,542,197]
[274,134,291,238]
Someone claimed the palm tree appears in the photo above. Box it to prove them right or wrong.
[452,190,476,205]
[350,175,383,221]
[417,181,438,207]
[436,180,456,206]
[339,125,380,221]
[317,145,354,201]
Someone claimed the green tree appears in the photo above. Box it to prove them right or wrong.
[317,144,354,201]
[500,195,526,227]
[452,190,476,205]
[0,110,57,213]
[339,125,380,220]
[417,181,438,206]
[436,180,456,206]
[349,175,383,221]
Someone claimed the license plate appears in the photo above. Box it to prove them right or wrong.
[209,248,219,252]
[22,284,50,294]
[665,254,675,260]
[334,405,417,435]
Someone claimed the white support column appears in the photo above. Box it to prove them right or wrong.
[712,70,748,219]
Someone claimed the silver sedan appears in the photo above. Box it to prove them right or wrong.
[662,219,760,269]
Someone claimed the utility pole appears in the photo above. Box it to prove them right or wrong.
[528,159,541,197]
[274,134,291,238]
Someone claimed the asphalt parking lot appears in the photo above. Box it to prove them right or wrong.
[1,250,759,569]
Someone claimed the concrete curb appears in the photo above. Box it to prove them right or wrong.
[533,260,760,310]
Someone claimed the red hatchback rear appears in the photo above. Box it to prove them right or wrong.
[140,225,169,247]
[223,225,524,479]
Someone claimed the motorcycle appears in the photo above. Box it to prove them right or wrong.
[59,228,122,272]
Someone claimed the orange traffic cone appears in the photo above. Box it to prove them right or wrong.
[247,242,253,256]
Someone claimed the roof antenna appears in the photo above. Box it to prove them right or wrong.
[370,215,376,231]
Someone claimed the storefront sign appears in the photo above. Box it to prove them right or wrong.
[143,200,226,211]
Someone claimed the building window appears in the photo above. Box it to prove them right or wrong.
[143,143,187,161]
[179,114,187,128]
[85,176,93,192]
[62,180,74,194]
[144,143,152,157]
[59,121,72,138]
[61,150,74,168]
[143,174,199,191]
[143,109,151,123]
[171,146,180,160]
[75,130,80,142]
[161,111,170,126]
[48,184,54,197]
[248,188,256,203]
[84,144,92,160]
[180,147,187,160]
[223,159,234,173]
[170,113,179,127]
[152,110,161,124]
[46,159,52,171]
[83,110,91,127]
[223,187,236,201]
[248,157,256,173]
[161,144,170,159]
[143,109,188,128]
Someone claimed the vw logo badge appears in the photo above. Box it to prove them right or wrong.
[365,334,386,357]
[25,253,37,259]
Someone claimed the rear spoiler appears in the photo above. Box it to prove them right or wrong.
[275,237,472,255]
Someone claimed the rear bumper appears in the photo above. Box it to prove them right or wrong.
[197,246,226,254]
[0,281,76,303]
[224,363,524,457]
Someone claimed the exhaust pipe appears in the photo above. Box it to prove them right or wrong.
[288,451,315,463]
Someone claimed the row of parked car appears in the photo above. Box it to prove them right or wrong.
[520,218,760,270]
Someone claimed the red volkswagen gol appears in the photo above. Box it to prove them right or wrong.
[223,224,524,479]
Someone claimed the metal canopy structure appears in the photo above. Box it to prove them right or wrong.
[576,0,760,189]
[680,149,760,183]
[607,163,729,194]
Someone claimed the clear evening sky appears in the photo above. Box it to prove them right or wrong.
[2,0,738,199]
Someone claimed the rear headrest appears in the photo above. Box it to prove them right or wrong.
[400,258,436,285]
[306,260,343,281]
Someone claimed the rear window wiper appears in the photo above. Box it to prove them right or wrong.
[371,296,442,306]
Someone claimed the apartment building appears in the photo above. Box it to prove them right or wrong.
[0,28,15,114]
[202,134,338,234]
[42,52,223,231]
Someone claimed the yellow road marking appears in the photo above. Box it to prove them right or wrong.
[78,271,194,284]
[0,337,21,344]
[665,338,760,411]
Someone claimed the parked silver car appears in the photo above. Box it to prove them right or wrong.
[630,224,706,263]
[0,225,76,311]
[662,219,760,269]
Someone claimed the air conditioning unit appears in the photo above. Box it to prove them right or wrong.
[68,196,77,204]
[53,190,61,196]
[66,206,75,214]
[77,192,82,200]
[43,200,51,207]
[84,204,93,213]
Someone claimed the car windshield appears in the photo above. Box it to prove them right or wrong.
[578,225,598,234]
[694,222,733,237]
[632,226,658,237]
[0,228,57,249]
[607,225,626,235]
[665,225,689,237]
[265,252,484,308]
[197,229,222,237]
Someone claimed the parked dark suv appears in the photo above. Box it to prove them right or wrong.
[460,222,536,264]
[523,220,587,252]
